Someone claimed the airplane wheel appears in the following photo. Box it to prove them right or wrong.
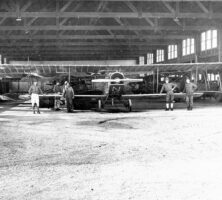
[111,98,114,106]
[98,99,102,111]
[128,99,132,112]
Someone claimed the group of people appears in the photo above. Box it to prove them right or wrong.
[28,81,75,114]
[160,77,197,111]
[29,77,198,114]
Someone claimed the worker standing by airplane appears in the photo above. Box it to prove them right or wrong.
[53,81,62,111]
[63,82,75,113]
[183,77,197,110]
[160,77,177,111]
[28,81,43,114]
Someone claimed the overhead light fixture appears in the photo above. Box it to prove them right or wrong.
[16,16,22,22]
[173,17,179,22]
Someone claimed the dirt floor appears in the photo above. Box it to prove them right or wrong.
[1,100,222,200]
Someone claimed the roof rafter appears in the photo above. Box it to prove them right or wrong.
[196,1,209,13]
[0,25,215,31]
[162,1,182,26]
[0,11,222,19]
[0,34,188,40]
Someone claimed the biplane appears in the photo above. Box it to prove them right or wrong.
[0,62,222,111]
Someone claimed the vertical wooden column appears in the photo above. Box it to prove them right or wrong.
[177,41,182,63]
[164,46,168,63]
[156,67,159,93]
[153,50,157,64]
[194,34,200,63]
[68,66,71,82]
[144,54,147,65]
[218,29,222,62]
[195,66,198,84]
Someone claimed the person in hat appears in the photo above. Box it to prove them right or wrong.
[183,77,197,110]
[28,81,43,114]
[160,77,177,111]
[53,81,63,110]
[63,82,75,113]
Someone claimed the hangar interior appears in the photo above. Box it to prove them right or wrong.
[0,0,222,100]
[1,1,222,200]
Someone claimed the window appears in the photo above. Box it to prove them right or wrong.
[168,45,178,60]
[182,38,195,56]
[201,29,217,51]
[139,56,144,65]
[156,49,164,63]
[147,53,154,64]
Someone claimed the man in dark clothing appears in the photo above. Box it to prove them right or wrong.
[183,77,197,110]
[63,82,74,113]
[53,81,62,110]
[28,81,43,114]
[160,77,177,111]
[53,81,62,93]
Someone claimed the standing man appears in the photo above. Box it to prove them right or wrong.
[63,82,75,113]
[53,81,62,110]
[29,81,43,114]
[160,77,177,111]
[183,77,197,110]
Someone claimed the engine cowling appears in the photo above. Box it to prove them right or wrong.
[109,72,125,80]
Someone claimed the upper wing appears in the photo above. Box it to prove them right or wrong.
[0,95,16,101]
[38,94,107,98]
[199,91,222,94]
[122,92,203,99]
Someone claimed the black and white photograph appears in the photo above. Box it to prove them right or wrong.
[1,0,222,199]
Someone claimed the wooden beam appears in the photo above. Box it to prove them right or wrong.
[0,25,215,31]
[54,0,222,2]
[21,1,32,12]
[0,41,174,46]
[1,2,11,11]
[162,1,182,26]
[0,34,189,40]
[196,1,209,13]
[85,1,108,34]
[0,46,163,51]
[27,17,38,26]
[0,11,222,19]
[60,1,84,36]
[0,17,6,25]
[124,1,151,37]
[144,18,154,27]
[60,0,73,12]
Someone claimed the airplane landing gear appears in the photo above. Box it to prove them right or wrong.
[127,99,132,112]
[98,99,102,111]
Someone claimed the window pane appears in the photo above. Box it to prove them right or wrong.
[187,44,190,55]
[182,40,185,48]
[213,30,217,38]
[212,30,217,48]
[207,30,211,40]
[201,41,206,51]
[175,47,178,58]
[206,38,211,49]
[212,38,217,48]
[201,32,205,41]
[183,47,186,56]
[187,38,190,46]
